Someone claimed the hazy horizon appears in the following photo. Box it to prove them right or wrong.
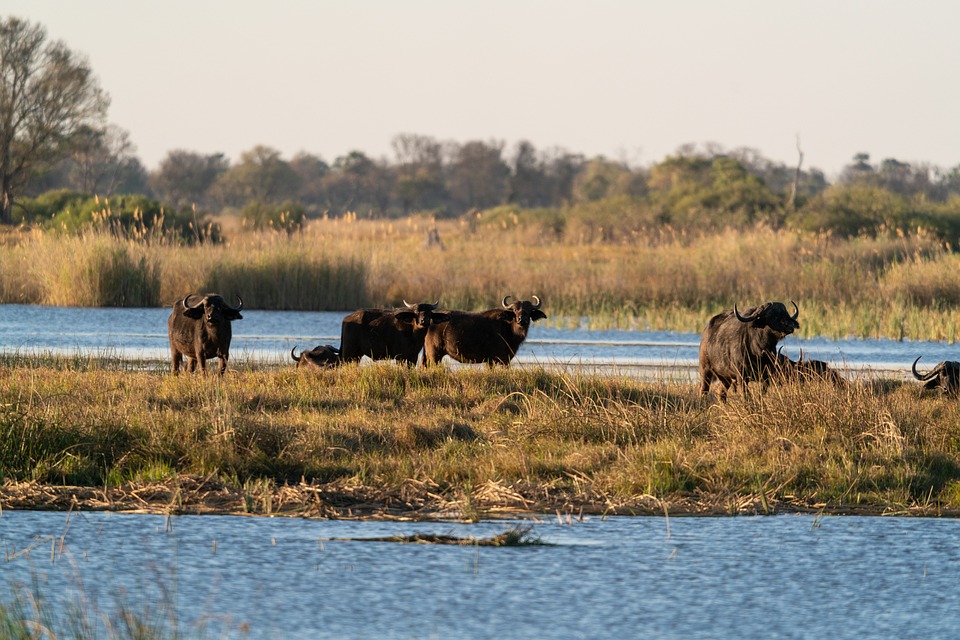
[5,1,960,179]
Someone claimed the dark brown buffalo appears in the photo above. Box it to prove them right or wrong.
[291,344,341,369]
[911,356,960,392]
[699,301,800,400]
[339,300,450,365]
[771,348,846,386]
[167,293,243,375]
[423,295,547,367]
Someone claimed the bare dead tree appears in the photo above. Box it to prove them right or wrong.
[787,135,804,211]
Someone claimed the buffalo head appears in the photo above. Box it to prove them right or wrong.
[912,356,960,392]
[500,295,547,329]
[397,300,443,328]
[734,300,799,338]
[182,294,243,325]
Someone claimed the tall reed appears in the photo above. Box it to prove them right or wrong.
[1,219,958,340]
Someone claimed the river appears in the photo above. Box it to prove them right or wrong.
[3,305,960,638]
[1,304,959,380]
[2,511,960,639]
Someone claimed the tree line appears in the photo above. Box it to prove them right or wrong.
[4,15,960,241]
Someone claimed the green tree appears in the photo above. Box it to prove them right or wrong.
[446,140,509,211]
[392,133,446,213]
[0,17,109,224]
[212,145,300,207]
[149,150,228,209]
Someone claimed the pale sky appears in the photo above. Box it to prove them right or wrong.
[6,1,959,178]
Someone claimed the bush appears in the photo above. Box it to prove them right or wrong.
[241,199,304,233]
[18,191,221,244]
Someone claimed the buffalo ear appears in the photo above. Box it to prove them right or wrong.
[530,310,547,321]
[183,306,204,319]
[431,312,451,324]
[225,310,243,320]
[394,311,416,323]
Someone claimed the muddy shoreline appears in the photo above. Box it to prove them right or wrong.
[3,475,957,521]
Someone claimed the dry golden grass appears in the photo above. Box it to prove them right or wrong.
[1,217,959,339]
[2,359,959,519]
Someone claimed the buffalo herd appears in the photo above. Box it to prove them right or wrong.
[166,293,957,398]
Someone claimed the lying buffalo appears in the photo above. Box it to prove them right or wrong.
[340,300,450,365]
[911,356,960,392]
[772,348,846,386]
[699,300,800,400]
[423,295,546,367]
[291,344,341,369]
[168,293,243,375]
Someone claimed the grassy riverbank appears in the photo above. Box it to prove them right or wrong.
[2,217,960,341]
[2,357,959,519]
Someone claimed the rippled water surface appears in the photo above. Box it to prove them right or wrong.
[2,511,960,639]
[1,304,959,378]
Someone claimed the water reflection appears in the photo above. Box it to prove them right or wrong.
[2,511,960,639]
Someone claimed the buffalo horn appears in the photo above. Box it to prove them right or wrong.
[181,294,199,310]
[229,295,243,313]
[734,304,758,323]
[291,346,301,362]
[403,300,416,310]
[912,356,938,381]
[790,300,799,321]
[531,295,541,309]
[502,295,513,308]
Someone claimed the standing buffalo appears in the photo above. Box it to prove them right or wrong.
[291,344,341,369]
[167,293,243,375]
[911,356,960,392]
[699,301,800,400]
[339,300,450,365]
[423,295,546,367]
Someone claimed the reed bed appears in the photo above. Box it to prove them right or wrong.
[0,218,959,340]
[2,358,959,518]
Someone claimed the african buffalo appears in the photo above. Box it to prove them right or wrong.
[423,295,546,367]
[339,300,450,365]
[168,293,243,375]
[911,356,960,392]
[291,344,341,369]
[699,300,800,400]
[771,348,846,386]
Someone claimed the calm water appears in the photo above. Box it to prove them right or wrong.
[1,303,959,379]
[2,511,960,639]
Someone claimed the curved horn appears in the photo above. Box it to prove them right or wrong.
[531,295,542,309]
[181,294,199,310]
[227,295,243,313]
[912,356,938,381]
[734,304,758,323]
[790,300,799,321]
[502,295,513,308]
[291,346,301,362]
[403,300,417,310]
[429,300,439,309]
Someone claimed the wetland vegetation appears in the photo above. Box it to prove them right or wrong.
[2,356,959,519]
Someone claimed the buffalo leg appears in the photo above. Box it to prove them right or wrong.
[171,351,183,374]
[699,371,714,397]
[218,356,228,375]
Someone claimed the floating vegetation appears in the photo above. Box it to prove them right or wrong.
[329,524,548,546]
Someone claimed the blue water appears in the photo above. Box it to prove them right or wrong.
[1,304,958,377]
[2,511,959,639]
